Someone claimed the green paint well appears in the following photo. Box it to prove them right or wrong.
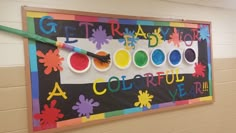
[134,50,148,67]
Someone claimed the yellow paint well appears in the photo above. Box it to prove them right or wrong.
[114,49,131,69]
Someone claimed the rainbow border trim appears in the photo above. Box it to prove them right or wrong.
[26,11,199,28]
[56,96,212,127]
[26,11,212,130]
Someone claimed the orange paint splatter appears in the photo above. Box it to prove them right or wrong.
[37,49,64,75]
[168,28,181,47]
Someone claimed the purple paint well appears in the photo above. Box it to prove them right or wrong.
[184,48,196,63]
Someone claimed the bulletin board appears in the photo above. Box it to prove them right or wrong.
[22,6,214,133]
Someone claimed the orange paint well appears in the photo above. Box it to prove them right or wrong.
[93,51,111,71]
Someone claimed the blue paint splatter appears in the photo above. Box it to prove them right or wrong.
[199,25,210,45]
[169,50,181,66]
[118,28,139,49]
[152,49,165,65]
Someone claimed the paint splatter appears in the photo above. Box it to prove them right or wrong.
[134,90,154,109]
[153,28,163,45]
[118,28,139,50]
[34,100,64,129]
[72,95,100,118]
[168,28,181,47]
[89,25,112,49]
[193,62,206,78]
[199,25,210,45]
[37,49,64,75]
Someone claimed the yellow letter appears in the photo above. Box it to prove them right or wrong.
[175,68,184,82]
[135,25,147,39]
[166,69,175,84]
[47,82,67,100]
[93,78,107,95]
[124,34,134,50]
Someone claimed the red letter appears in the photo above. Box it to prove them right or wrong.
[184,33,193,46]
[144,73,157,87]
[191,29,199,40]
[194,82,203,94]
[79,22,94,38]
[109,20,123,36]
[157,72,164,85]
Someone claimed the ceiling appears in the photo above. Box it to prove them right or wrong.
[161,0,236,10]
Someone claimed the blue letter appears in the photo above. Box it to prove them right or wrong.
[39,16,57,34]
[160,27,169,41]
[177,83,186,98]
[121,75,133,91]
[64,26,78,43]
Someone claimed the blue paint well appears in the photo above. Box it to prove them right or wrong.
[169,50,181,65]
[152,49,165,65]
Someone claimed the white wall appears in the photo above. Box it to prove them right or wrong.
[0,0,236,67]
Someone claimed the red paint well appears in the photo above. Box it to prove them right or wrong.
[70,53,89,71]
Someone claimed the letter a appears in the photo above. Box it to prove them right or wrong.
[47,82,68,100]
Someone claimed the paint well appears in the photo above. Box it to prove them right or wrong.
[114,49,131,69]
[184,48,196,64]
[67,52,90,73]
[151,49,165,67]
[168,49,182,67]
[133,49,149,68]
[93,51,111,72]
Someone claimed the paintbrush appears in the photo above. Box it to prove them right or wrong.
[0,25,110,63]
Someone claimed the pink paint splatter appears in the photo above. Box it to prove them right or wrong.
[168,28,181,47]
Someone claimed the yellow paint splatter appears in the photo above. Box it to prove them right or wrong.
[134,90,154,109]
[153,28,164,45]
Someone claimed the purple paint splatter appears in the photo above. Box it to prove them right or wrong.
[89,25,112,49]
[72,95,100,118]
